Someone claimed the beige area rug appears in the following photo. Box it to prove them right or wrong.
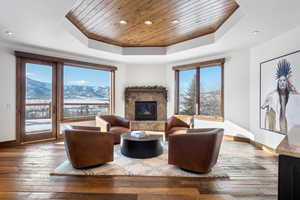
[51,144,229,178]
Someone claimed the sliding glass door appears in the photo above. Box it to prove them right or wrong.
[19,59,57,143]
[16,52,116,144]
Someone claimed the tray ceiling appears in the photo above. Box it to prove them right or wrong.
[66,0,239,47]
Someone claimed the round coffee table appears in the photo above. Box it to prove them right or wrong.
[120,132,163,158]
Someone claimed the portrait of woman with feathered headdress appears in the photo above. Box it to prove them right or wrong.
[261,59,299,134]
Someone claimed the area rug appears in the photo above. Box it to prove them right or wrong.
[51,144,229,178]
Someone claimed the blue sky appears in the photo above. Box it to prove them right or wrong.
[179,66,221,92]
[26,64,110,87]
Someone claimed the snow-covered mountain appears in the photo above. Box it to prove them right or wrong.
[26,78,109,100]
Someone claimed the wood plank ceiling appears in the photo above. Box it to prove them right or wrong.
[66,0,239,47]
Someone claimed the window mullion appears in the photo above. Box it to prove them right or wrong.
[175,70,179,114]
[195,68,200,115]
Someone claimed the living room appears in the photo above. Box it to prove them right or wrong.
[0,0,300,199]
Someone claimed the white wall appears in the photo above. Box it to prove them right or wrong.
[123,64,167,87]
[224,50,250,130]
[249,26,300,149]
[0,47,16,142]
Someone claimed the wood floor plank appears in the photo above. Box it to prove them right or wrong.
[0,138,278,200]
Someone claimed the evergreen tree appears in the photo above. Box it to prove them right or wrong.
[181,76,196,114]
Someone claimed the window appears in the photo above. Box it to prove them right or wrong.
[63,65,111,120]
[178,69,197,115]
[174,59,224,121]
[199,66,222,117]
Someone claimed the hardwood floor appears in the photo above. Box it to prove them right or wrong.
[0,138,278,200]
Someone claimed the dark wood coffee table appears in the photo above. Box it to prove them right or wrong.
[120,133,163,158]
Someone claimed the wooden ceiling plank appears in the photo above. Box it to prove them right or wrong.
[69,0,86,12]
[113,0,236,41]
[210,5,239,30]
[72,0,97,18]
[102,0,227,36]
[76,0,106,21]
[140,6,237,39]
[83,0,134,30]
[124,24,214,46]
[116,3,237,44]
[89,0,175,35]
[91,0,186,34]
[66,0,239,47]
[81,0,141,26]
[66,13,91,37]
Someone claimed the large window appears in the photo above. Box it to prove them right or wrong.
[63,65,111,120]
[175,59,224,121]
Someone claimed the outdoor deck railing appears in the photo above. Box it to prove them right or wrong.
[25,103,109,120]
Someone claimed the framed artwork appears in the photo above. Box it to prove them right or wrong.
[260,50,300,135]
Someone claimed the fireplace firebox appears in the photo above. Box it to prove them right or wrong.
[135,101,157,121]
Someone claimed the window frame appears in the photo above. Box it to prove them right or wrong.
[174,58,225,121]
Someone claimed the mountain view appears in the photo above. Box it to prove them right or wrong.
[26,78,109,101]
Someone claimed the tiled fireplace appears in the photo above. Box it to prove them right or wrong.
[125,88,167,131]
[125,88,167,121]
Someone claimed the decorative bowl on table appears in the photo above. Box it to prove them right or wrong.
[130,131,148,138]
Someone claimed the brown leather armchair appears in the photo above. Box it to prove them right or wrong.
[168,128,224,173]
[165,115,193,141]
[64,126,114,169]
[96,115,130,144]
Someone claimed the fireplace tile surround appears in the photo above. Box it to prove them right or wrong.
[125,88,167,121]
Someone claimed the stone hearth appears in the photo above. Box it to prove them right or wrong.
[125,88,167,121]
[130,120,165,131]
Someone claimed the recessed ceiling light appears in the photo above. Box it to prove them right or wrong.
[171,20,180,24]
[119,20,127,25]
[144,20,153,25]
[253,30,260,35]
[5,30,13,36]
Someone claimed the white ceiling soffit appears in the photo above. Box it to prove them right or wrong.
[64,8,244,56]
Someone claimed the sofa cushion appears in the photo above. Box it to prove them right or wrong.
[166,116,190,131]
[168,127,189,135]
[110,126,130,134]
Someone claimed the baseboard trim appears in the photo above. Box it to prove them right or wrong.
[224,135,277,155]
[249,140,277,155]
[0,140,17,148]
[0,138,64,147]
[21,138,64,145]
[224,135,251,143]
